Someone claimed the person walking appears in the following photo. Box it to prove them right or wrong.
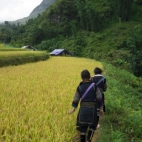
[91,67,107,129]
[69,69,103,142]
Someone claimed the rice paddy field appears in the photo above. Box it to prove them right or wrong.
[0,51,48,58]
[0,44,26,51]
[0,57,103,142]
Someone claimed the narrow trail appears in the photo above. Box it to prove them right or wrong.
[73,128,101,142]
[73,118,103,142]
[92,117,103,142]
[91,129,100,142]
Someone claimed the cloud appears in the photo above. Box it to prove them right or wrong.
[0,0,42,21]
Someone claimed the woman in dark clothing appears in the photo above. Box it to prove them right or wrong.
[69,69,103,142]
[91,67,107,129]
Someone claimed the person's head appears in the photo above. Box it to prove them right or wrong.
[94,67,102,75]
[81,69,90,80]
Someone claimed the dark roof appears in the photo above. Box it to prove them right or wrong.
[21,45,37,50]
[50,49,73,56]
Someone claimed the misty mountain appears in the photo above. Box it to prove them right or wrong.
[11,0,56,24]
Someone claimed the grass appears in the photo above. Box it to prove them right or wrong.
[0,56,141,142]
[0,44,26,51]
[97,62,142,142]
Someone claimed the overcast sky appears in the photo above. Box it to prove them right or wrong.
[0,0,43,22]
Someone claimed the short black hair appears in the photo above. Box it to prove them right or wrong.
[94,67,102,74]
[81,69,90,79]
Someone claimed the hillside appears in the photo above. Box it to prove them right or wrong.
[0,0,142,76]
[29,0,56,18]
[10,0,56,24]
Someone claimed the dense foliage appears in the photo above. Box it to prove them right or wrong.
[126,25,142,77]
[100,62,142,142]
[0,0,142,76]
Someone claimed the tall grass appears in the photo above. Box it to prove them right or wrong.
[97,63,142,142]
[0,57,102,142]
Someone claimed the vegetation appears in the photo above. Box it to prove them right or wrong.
[0,0,142,76]
[0,1,142,141]
[0,44,27,51]
[0,57,102,141]
[0,57,141,142]
[0,44,49,67]
[100,62,142,142]
[126,25,142,77]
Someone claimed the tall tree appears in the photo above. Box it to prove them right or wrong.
[126,26,142,77]
[108,0,133,22]
[118,0,133,22]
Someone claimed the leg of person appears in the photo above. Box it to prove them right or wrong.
[80,133,86,142]
[87,127,95,142]
[96,108,100,129]
[96,116,100,129]
[77,126,88,142]
[102,93,105,112]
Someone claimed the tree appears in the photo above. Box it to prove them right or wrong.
[126,26,142,77]
[108,0,133,22]
[75,0,101,32]
[118,0,133,22]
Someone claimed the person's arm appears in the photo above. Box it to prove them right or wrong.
[68,107,76,114]
[68,90,80,114]
[103,78,107,92]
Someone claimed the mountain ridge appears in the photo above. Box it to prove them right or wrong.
[10,0,56,24]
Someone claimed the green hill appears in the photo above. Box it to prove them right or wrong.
[0,0,142,76]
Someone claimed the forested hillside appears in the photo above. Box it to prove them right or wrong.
[0,0,142,77]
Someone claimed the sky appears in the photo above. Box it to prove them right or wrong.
[0,0,43,22]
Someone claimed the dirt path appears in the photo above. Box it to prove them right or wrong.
[72,128,100,142]
[91,129,100,142]
[72,118,103,142]
[92,116,103,142]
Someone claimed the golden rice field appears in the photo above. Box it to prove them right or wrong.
[0,51,48,58]
[0,57,103,142]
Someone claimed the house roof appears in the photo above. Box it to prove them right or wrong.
[50,49,73,56]
[50,49,64,55]
[21,45,37,50]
